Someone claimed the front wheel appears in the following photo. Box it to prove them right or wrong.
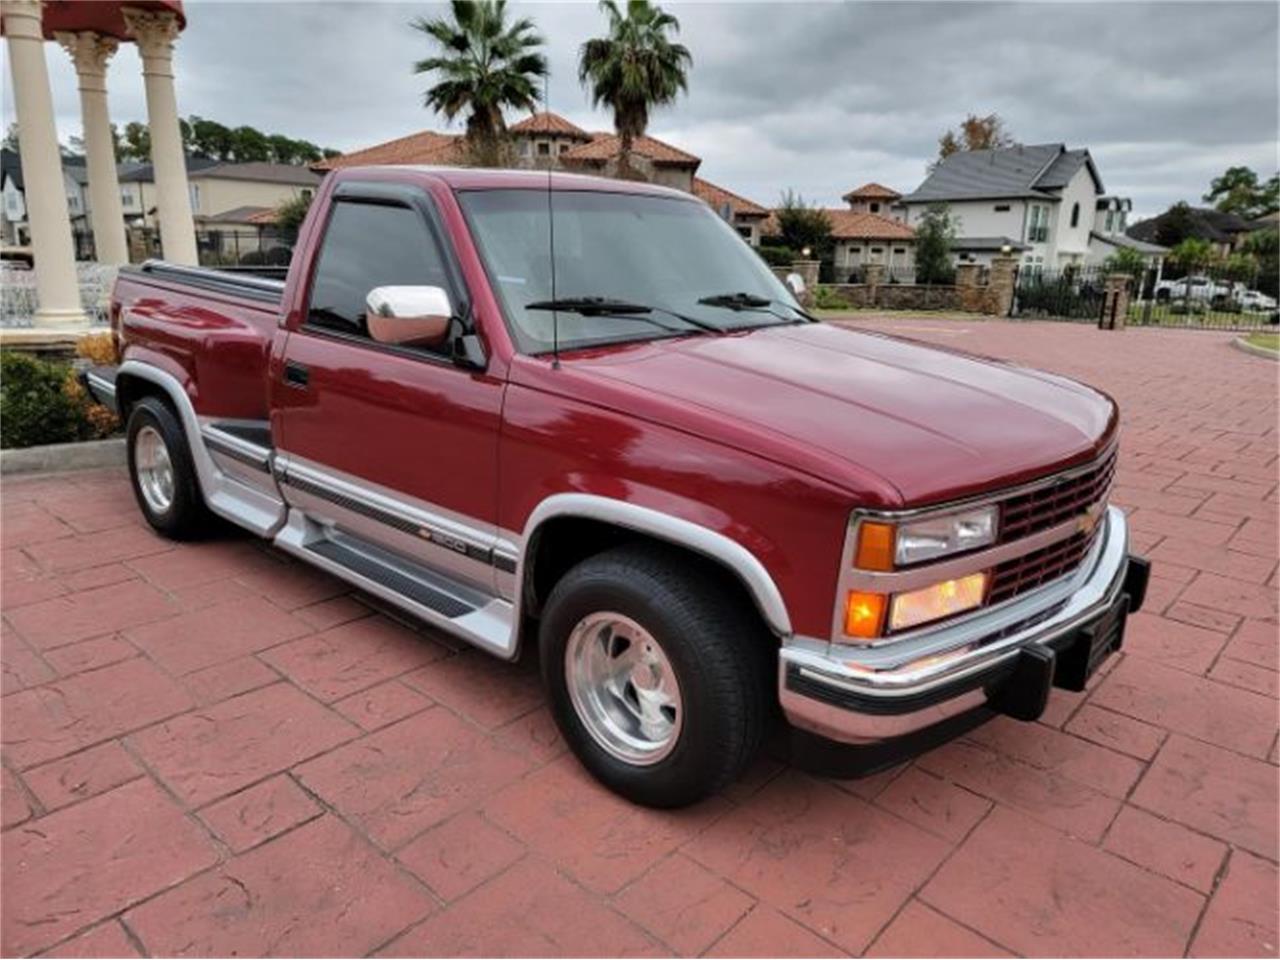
[539,544,772,807]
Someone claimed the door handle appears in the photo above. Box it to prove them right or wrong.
[283,360,309,389]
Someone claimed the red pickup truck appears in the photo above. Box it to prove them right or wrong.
[87,166,1148,807]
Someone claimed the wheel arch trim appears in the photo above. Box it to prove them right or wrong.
[516,493,793,639]
[116,360,287,536]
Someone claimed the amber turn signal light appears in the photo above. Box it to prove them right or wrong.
[844,590,887,639]
[854,521,895,571]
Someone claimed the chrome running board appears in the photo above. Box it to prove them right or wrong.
[273,509,517,659]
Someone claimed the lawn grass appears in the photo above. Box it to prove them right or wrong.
[1126,302,1277,329]
[1243,332,1279,354]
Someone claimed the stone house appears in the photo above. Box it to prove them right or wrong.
[314,112,769,243]
[763,182,917,279]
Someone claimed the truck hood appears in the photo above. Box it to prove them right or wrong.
[552,322,1116,506]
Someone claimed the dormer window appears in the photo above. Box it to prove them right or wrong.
[870,202,880,213]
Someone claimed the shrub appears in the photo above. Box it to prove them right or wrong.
[756,244,795,267]
[813,286,852,310]
[0,352,118,449]
[75,332,119,366]
[238,249,267,266]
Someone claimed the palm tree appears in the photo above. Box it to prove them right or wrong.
[411,0,548,166]
[578,0,691,178]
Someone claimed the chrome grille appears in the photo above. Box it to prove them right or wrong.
[989,525,1102,605]
[997,448,1117,543]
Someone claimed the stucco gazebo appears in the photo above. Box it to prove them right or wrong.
[2,0,196,335]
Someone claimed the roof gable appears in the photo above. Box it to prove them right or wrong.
[692,177,767,216]
[312,130,465,171]
[842,182,901,202]
[560,133,700,168]
[510,112,592,139]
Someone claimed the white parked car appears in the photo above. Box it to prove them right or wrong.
[1236,289,1278,312]
[1154,275,1233,302]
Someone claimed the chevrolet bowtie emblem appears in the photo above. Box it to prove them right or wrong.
[1078,502,1103,536]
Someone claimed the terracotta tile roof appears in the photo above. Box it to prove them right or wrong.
[561,133,700,168]
[842,182,901,201]
[312,130,465,171]
[761,209,915,241]
[509,112,592,139]
[692,178,767,217]
[826,210,915,240]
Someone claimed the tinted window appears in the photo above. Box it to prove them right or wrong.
[307,201,450,341]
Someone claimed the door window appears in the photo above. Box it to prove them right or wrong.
[306,200,452,352]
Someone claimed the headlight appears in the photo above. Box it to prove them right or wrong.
[856,506,998,569]
[896,506,998,564]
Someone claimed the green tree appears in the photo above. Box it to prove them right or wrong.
[1154,201,1197,248]
[121,121,151,162]
[773,190,831,258]
[1170,236,1216,273]
[913,203,957,283]
[187,116,235,160]
[230,125,271,162]
[1241,226,1279,297]
[411,0,547,167]
[1102,246,1148,282]
[936,113,1013,163]
[578,0,691,179]
[1203,166,1280,220]
[273,193,313,243]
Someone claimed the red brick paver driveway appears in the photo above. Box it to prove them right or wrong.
[2,319,1277,958]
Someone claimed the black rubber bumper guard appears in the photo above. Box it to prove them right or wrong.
[786,554,1151,777]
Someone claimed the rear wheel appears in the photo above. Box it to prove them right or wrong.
[539,544,772,807]
[126,396,212,539]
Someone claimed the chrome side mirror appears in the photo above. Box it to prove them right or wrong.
[365,285,452,348]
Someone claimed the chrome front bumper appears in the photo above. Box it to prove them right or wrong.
[780,506,1146,745]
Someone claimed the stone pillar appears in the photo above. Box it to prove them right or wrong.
[56,31,128,265]
[988,255,1018,317]
[955,262,980,288]
[790,259,820,307]
[123,7,197,265]
[1101,273,1131,331]
[2,0,88,328]
[863,262,885,306]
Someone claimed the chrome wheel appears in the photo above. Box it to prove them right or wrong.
[134,425,175,514]
[565,612,683,765]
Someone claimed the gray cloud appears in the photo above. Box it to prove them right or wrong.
[3,0,1275,219]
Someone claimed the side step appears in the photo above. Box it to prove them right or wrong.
[306,536,478,619]
[273,510,517,659]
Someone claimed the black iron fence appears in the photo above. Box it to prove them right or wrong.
[1012,264,1280,330]
[1012,266,1107,322]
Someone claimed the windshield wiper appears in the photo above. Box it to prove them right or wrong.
[526,297,721,333]
[697,291,817,324]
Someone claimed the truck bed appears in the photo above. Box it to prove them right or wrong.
[113,260,284,422]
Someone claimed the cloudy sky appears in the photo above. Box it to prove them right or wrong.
[4,1,1277,218]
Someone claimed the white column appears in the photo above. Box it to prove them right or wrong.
[122,7,197,265]
[56,31,128,265]
[1,0,87,327]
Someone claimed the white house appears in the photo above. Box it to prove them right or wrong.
[900,143,1108,273]
[1086,196,1167,275]
[1,148,87,246]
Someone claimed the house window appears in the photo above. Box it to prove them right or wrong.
[994,204,1010,212]
[559,143,570,155]
[870,202,880,213]
[188,183,201,212]
[1117,211,1126,232]
[1070,202,1080,228]
[1027,204,1049,243]
[1104,210,1114,232]
[893,247,905,254]
[871,247,883,253]
[537,142,550,156]
[519,141,531,157]
[736,226,752,239]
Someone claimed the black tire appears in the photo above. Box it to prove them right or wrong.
[126,396,212,539]
[539,543,772,808]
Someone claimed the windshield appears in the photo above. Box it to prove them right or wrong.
[459,188,803,354]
